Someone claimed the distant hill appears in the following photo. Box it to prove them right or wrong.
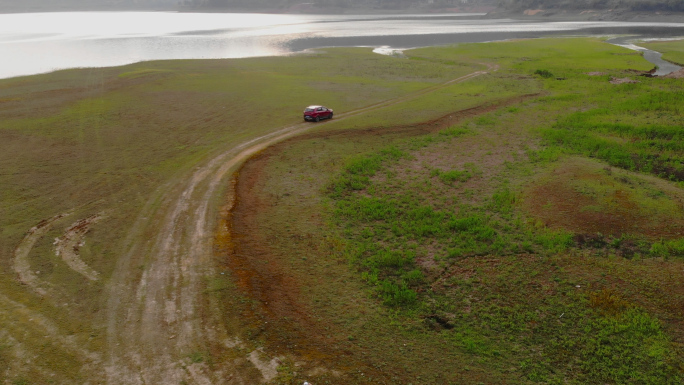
[500,0,684,12]
[498,0,684,12]
[488,0,684,20]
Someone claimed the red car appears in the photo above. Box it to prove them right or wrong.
[304,105,333,122]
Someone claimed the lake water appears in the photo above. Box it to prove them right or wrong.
[1,12,684,79]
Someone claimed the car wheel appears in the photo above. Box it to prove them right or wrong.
[329,113,333,119]
[315,116,320,122]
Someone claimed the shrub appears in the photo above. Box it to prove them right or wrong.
[650,238,684,258]
[373,250,415,268]
[403,269,424,285]
[439,126,470,137]
[534,69,554,78]
[433,169,472,184]
[490,188,516,212]
[379,280,418,307]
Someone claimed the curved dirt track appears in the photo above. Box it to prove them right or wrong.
[103,66,496,384]
[54,213,103,281]
[13,212,72,297]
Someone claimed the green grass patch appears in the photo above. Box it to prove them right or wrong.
[640,39,684,66]
[329,128,682,382]
[541,87,684,181]
[323,38,683,382]
[118,68,174,79]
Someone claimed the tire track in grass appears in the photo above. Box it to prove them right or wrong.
[0,293,101,377]
[13,212,72,296]
[10,213,111,380]
[53,213,104,282]
[104,66,495,385]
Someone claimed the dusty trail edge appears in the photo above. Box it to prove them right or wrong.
[104,64,497,385]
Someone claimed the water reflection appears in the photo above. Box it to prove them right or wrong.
[1,12,683,79]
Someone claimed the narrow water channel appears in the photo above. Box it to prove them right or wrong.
[607,36,682,76]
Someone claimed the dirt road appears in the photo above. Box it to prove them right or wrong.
[102,66,496,384]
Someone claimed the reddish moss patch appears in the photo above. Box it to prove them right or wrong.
[523,158,684,238]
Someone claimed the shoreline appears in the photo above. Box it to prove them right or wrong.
[2,11,683,80]
[2,6,684,21]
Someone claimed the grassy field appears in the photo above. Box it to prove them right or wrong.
[1,37,682,384]
[227,38,684,384]
[0,49,482,383]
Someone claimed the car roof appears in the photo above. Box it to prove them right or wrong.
[306,105,323,108]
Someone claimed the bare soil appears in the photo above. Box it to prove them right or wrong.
[53,213,104,281]
[664,68,684,78]
[522,158,684,238]
[610,76,640,84]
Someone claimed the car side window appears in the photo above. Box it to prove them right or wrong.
[317,107,323,111]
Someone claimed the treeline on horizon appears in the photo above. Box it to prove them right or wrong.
[499,0,684,12]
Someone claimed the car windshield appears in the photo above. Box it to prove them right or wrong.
[305,108,314,112]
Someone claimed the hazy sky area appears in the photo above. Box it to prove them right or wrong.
[0,0,180,12]
[0,0,496,13]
